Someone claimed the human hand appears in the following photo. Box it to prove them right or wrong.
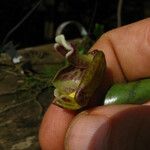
[39,18,150,150]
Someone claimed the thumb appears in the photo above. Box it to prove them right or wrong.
[65,105,150,150]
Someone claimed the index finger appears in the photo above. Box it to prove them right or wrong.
[91,18,150,82]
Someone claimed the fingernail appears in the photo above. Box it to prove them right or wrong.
[65,113,110,150]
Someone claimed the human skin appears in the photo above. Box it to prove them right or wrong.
[39,18,150,150]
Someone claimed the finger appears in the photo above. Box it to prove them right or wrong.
[39,104,76,150]
[91,18,150,82]
[66,105,150,150]
[143,100,150,105]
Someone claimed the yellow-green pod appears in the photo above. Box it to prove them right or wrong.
[104,78,150,105]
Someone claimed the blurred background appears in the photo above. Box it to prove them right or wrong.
[0,0,149,49]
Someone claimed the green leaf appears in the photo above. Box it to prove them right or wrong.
[93,23,104,39]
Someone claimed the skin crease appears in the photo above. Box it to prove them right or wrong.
[39,18,150,150]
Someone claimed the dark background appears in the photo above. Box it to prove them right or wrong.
[0,0,149,48]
